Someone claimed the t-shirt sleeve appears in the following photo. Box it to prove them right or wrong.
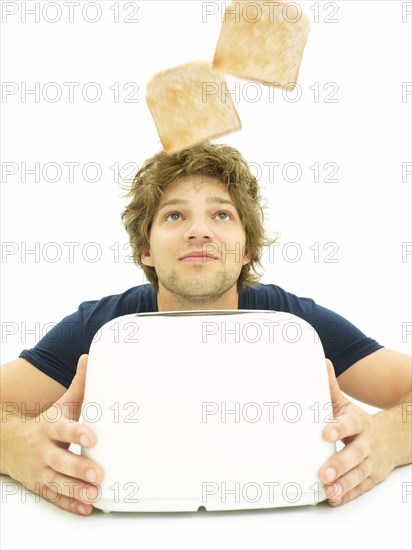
[19,303,95,389]
[308,301,384,377]
[17,285,155,389]
[242,284,384,377]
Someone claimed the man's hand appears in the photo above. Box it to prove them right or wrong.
[319,359,397,506]
[6,354,104,516]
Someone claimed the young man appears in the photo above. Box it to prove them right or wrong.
[1,143,411,516]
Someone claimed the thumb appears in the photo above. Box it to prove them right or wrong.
[56,354,88,422]
[325,358,349,417]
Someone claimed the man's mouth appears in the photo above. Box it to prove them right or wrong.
[179,252,218,262]
[181,256,217,262]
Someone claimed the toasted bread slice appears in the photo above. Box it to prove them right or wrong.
[146,61,241,154]
[212,1,310,88]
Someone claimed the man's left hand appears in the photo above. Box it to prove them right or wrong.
[319,359,397,506]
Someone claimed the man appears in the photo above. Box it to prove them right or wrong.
[1,143,411,516]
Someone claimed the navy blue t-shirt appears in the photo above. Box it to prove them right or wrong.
[19,283,383,389]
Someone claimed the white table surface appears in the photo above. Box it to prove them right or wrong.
[1,464,411,550]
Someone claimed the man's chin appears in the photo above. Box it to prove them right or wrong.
[160,273,236,302]
[174,283,223,300]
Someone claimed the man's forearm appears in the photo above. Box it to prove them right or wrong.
[0,403,30,477]
[375,391,412,468]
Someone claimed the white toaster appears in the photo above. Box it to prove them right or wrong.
[81,310,336,512]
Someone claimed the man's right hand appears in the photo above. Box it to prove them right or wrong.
[6,354,104,515]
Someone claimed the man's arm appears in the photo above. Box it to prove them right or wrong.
[1,358,68,477]
[375,389,412,467]
[1,358,67,415]
[319,353,412,507]
[337,348,412,408]
[0,355,103,515]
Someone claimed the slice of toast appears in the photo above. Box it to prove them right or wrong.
[146,61,241,154]
[212,1,310,89]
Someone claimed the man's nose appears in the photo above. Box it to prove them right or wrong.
[184,216,214,240]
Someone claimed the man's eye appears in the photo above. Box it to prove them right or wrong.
[165,211,231,222]
[216,211,231,221]
[166,212,181,221]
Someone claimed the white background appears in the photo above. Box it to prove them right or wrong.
[1,0,411,362]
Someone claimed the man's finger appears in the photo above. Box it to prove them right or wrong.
[325,358,348,415]
[56,354,88,422]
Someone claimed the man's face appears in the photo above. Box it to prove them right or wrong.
[141,174,251,304]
